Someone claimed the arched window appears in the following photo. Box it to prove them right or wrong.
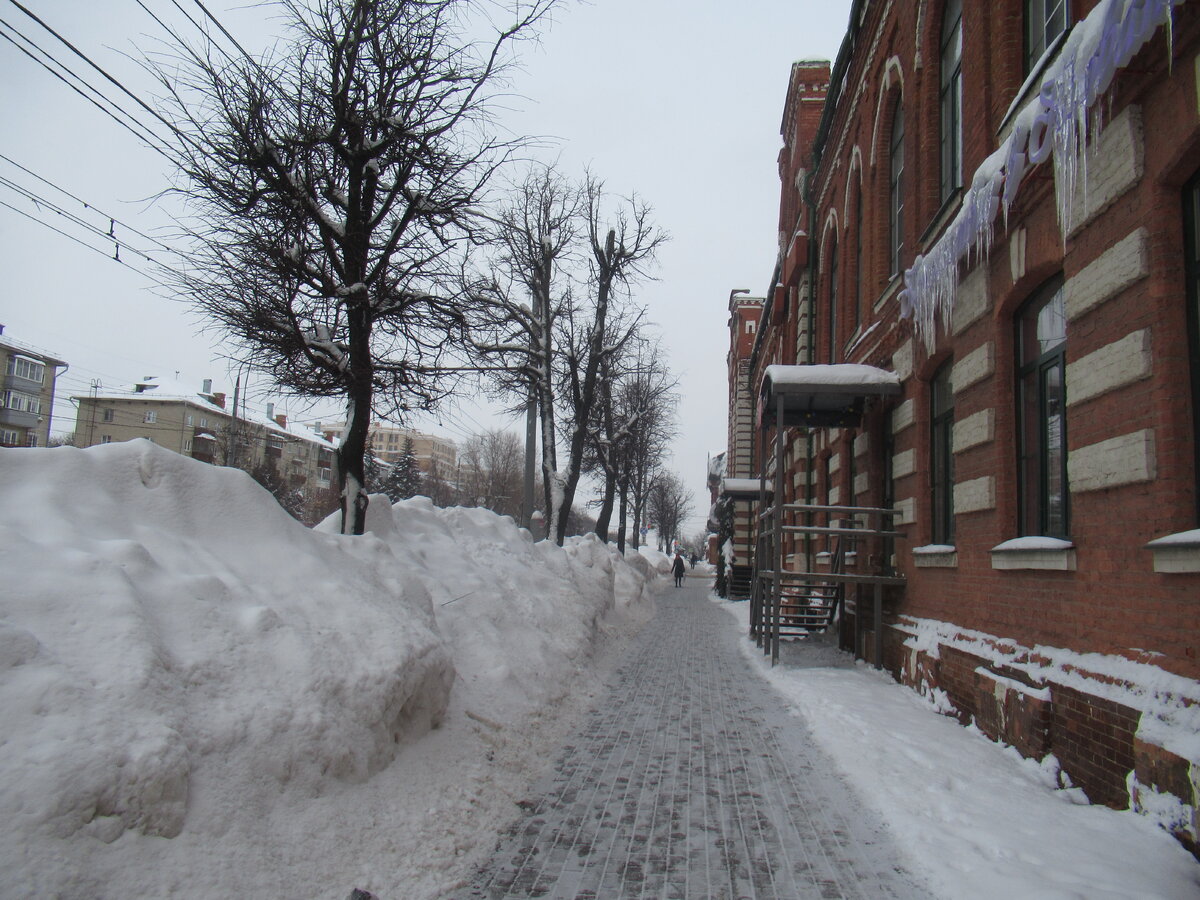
[889,96,905,277]
[1025,0,1070,73]
[854,182,863,330]
[1017,278,1069,537]
[940,0,963,203]
[828,238,839,363]
[930,360,955,544]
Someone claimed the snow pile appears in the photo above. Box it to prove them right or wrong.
[636,545,673,575]
[0,441,655,898]
[717,600,1200,899]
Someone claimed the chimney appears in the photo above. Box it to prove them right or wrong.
[202,378,213,393]
[275,414,288,428]
[211,392,226,409]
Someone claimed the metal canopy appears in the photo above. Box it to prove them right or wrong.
[721,477,770,499]
[758,363,901,428]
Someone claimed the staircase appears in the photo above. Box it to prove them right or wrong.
[750,503,905,666]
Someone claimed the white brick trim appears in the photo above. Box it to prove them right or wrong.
[892,448,915,480]
[954,476,996,514]
[1065,329,1152,407]
[891,398,915,434]
[951,342,995,393]
[952,265,989,335]
[1067,429,1157,493]
[952,409,995,454]
[1065,105,1144,238]
[1064,228,1150,322]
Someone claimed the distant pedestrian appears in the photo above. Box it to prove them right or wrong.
[672,552,686,587]
[689,553,697,570]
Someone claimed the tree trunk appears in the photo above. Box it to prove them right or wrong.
[616,476,629,554]
[593,465,615,541]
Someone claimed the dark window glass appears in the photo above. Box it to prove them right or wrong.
[889,98,905,276]
[1017,279,1069,536]
[1182,174,1200,522]
[940,0,963,203]
[931,361,955,544]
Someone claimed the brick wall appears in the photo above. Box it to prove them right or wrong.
[1048,683,1139,809]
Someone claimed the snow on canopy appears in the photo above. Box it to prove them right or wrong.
[0,440,654,896]
[763,363,901,392]
[722,477,767,496]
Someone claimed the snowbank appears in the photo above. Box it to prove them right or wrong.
[0,442,655,898]
[716,599,1200,899]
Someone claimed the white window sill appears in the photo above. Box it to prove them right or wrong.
[1144,529,1200,574]
[991,536,1076,571]
[913,544,958,568]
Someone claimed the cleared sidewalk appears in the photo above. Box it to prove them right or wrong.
[466,576,927,899]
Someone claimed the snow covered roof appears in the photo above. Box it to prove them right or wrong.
[0,332,66,366]
[760,364,901,428]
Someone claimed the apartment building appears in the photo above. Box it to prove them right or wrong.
[74,377,336,501]
[367,423,456,476]
[0,326,66,448]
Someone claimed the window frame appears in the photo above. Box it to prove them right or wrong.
[1025,0,1070,75]
[1016,277,1070,537]
[930,360,956,544]
[889,96,906,277]
[827,237,840,363]
[940,0,963,204]
[6,355,45,383]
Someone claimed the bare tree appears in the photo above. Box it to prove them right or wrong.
[471,167,665,544]
[647,470,693,553]
[458,428,522,517]
[150,0,555,534]
[584,336,677,551]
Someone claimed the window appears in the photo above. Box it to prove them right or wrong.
[186,414,194,426]
[25,433,38,447]
[931,361,955,544]
[854,185,863,329]
[103,407,115,423]
[183,439,192,453]
[1,428,19,446]
[827,238,840,363]
[6,356,45,383]
[1017,278,1069,536]
[1026,0,1069,74]
[5,390,41,415]
[144,410,157,424]
[745,318,757,334]
[101,435,113,444]
[940,0,963,203]
[889,96,905,276]
[199,417,208,428]
[1183,173,1200,520]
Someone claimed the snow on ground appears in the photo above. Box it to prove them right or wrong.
[715,597,1200,900]
[0,441,654,899]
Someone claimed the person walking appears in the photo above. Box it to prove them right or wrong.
[672,552,686,588]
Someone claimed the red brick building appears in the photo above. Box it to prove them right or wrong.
[731,0,1200,851]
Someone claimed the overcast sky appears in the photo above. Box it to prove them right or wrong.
[0,0,852,535]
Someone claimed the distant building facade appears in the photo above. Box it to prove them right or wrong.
[730,0,1200,853]
[0,326,66,448]
[74,377,336,511]
[367,423,456,476]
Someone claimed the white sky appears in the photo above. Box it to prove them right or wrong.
[0,0,854,534]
